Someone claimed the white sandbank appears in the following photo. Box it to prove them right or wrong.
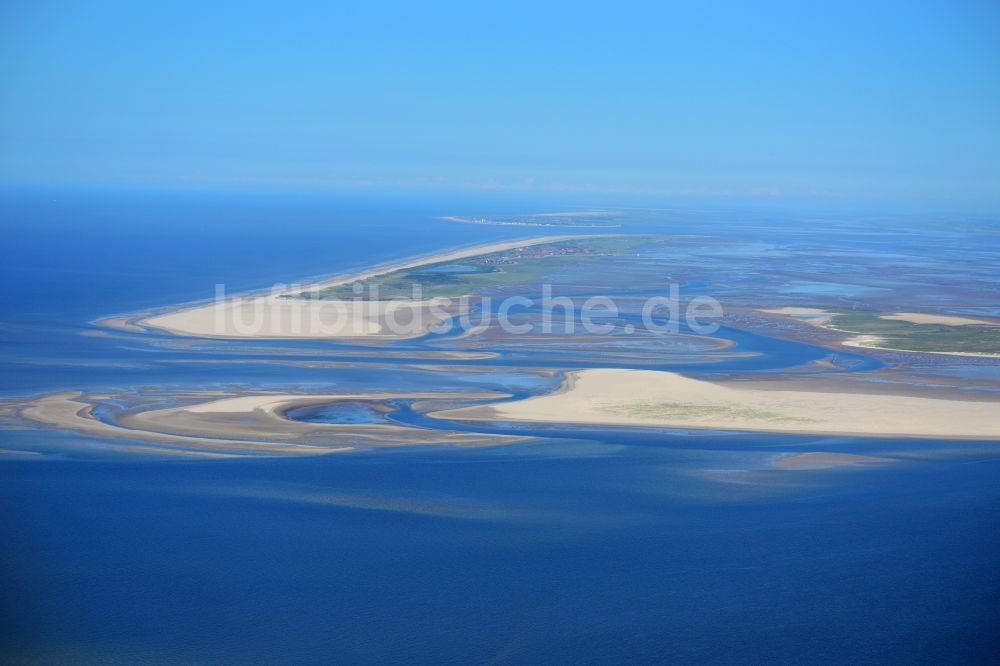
[878,312,1000,326]
[433,368,1000,439]
[141,235,586,340]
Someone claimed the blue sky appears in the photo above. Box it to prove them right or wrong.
[2,0,998,207]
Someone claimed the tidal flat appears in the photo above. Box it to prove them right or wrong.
[1,193,998,663]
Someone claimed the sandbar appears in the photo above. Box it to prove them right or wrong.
[433,368,1000,439]
[878,312,1000,326]
[14,389,525,458]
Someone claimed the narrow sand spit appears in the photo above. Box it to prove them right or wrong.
[762,307,1000,329]
[18,392,331,456]
[432,368,1000,439]
[140,235,591,340]
[15,390,525,458]
[878,312,1000,326]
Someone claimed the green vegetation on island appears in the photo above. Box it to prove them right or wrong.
[300,236,660,301]
[826,310,1000,354]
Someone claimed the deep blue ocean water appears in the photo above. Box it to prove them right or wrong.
[1,190,998,664]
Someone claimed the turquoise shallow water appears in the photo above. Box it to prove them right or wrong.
[0,191,998,664]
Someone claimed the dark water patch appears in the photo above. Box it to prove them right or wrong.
[285,400,393,425]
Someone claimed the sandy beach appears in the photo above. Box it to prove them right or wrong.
[140,235,587,340]
[878,312,1000,326]
[433,368,1000,439]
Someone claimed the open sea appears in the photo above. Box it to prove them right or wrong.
[1,190,998,664]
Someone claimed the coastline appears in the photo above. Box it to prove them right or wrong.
[431,368,1000,440]
[134,234,599,340]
